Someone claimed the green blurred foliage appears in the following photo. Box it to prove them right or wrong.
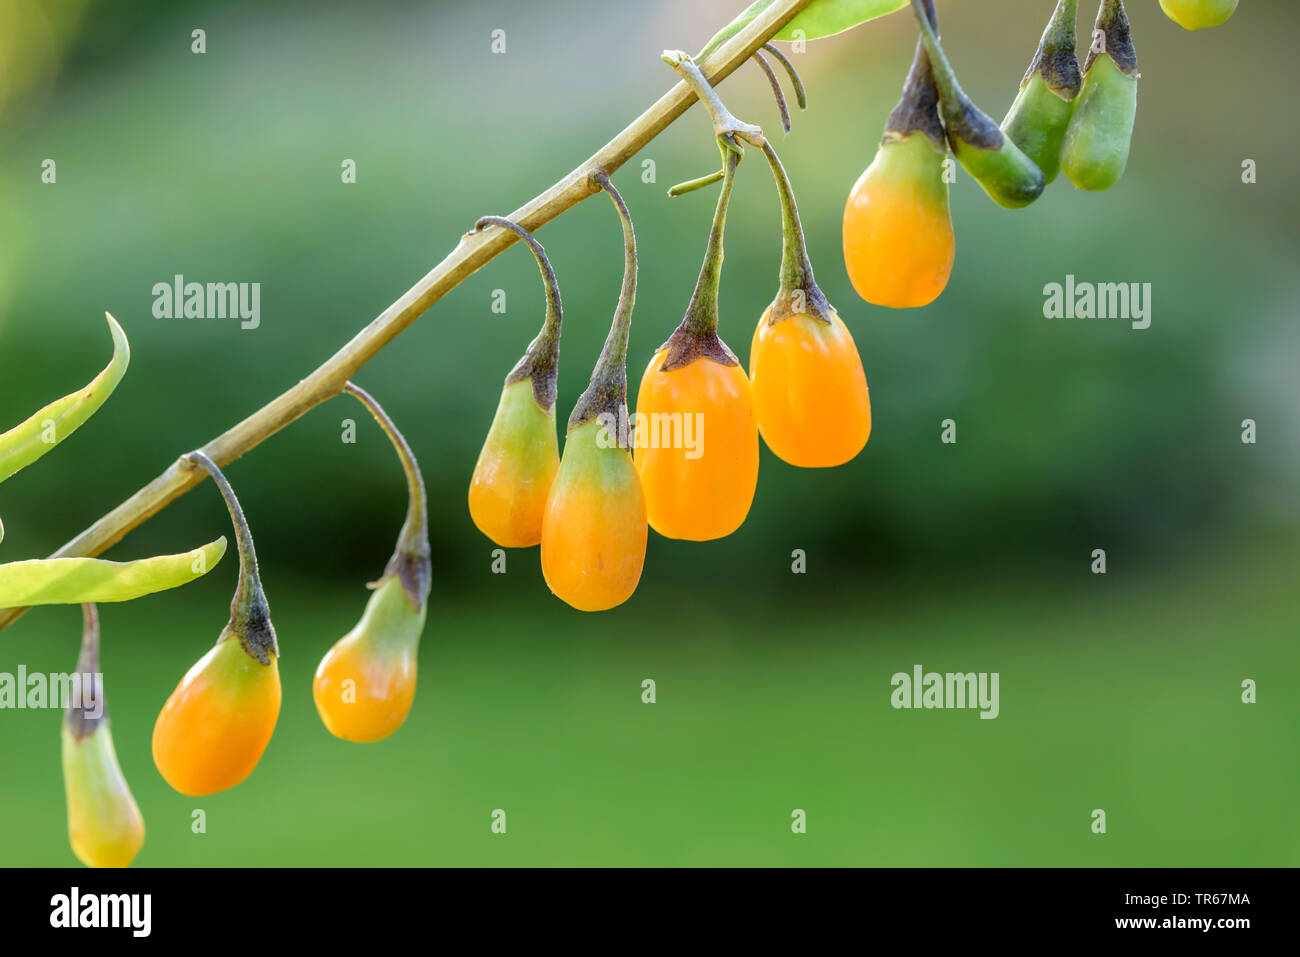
[0,0,1297,866]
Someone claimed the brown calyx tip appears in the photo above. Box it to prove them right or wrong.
[767,281,835,328]
[384,546,433,611]
[233,596,278,665]
[946,95,1005,152]
[884,37,946,149]
[658,324,739,373]
[1084,0,1137,76]
[504,353,558,411]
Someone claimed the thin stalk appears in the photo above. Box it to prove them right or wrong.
[64,603,104,739]
[668,168,725,197]
[0,0,819,635]
[184,451,277,663]
[474,216,563,409]
[567,172,637,440]
[760,139,833,325]
[343,381,431,609]
[683,148,740,338]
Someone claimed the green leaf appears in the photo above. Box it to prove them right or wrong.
[0,313,130,484]
[698,0,909,60]
[0,537,226,608]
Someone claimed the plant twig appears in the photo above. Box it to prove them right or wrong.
[0,0,819,635]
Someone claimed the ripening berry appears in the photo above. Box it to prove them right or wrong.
[152,629,281,797]
[62,605,144,870]
[634,346,758,541]
[62,723,145,868]
[843,133,953,309]
[468,216,563,549]
[469,378,560,547]
[541,418,647,611]
[314,575,425,743]
[1159,0,1237,31]
[749,307,871,468]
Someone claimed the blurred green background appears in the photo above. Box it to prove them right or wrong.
[1,0,1296,866]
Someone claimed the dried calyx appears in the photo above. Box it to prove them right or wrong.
[1086,0,1137,76]
[884,0,945,148]
[184,451,277,664]
[344,381,431,611]
[474,216,563,411]
[1024,0,1083,97]
[566,171,637,444]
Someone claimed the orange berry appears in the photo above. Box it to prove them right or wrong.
[313,575,424,743]
[152,634,280,797]
[62,722,145,868]
[541,418,647,611]
[749,307,871,468]
[634,346,758,540]
[468,379,560,548]
[843,133,953,309]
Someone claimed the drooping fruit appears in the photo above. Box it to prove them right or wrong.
[843,27,952,309]
[1061,0,1138,192]
[468,216,563,549]
[314,381,431,743]
[754,139,871,468]
[910,0,1046,209]
[62,604,145,869]
[635,148,759,540]
[540,173,648,611]
[152,452,280,797]
[1001,0,1082,184]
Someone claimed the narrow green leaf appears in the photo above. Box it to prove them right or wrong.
[698,0,909,60]
[0,313,130,484]
[0,537,226,608]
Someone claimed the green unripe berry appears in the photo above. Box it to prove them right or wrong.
[1001,0,1081,185]
[1060,0,1138,192]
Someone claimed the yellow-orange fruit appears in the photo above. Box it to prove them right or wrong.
[541,418,647,611]
[749,308,871,468]
[62,723,145,868]
[152,635,280,796]
[469,379,560,548]
[843,133,953,309]
[313,575,425,743]
[634,348,758,540]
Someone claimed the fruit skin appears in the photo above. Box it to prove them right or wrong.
[541,419,647,611]
[1001,72,1075,184]
[634,347,758,541]
[313,575,426,743]
[1060,54,1137,192]
[1159,0,1237,30]
[152,633,281,797]
[469,378,560,548]
[842,133,953,309]
[749,307,871,468]
[62,722,145,868]
[952,135,1046,209]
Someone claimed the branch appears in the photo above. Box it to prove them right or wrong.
[0,0,817,634]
